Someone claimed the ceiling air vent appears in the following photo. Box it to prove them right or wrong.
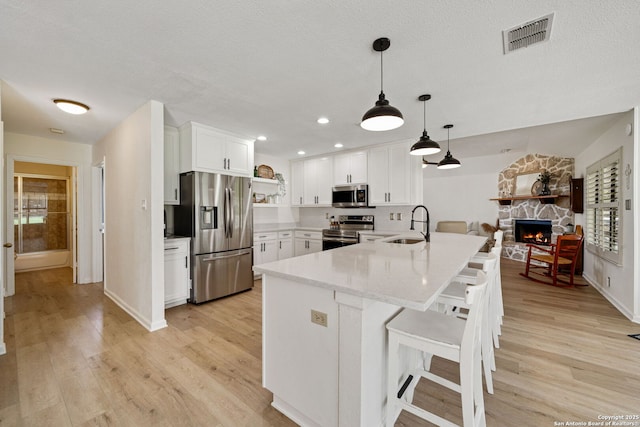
[503,13,554,54]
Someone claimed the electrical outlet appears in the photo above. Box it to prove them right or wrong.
[326,212,329,219]
[396,213,402,220]
[389,213,394,220]
[311,309,328,327]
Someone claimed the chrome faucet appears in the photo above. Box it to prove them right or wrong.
[410,205,430,242]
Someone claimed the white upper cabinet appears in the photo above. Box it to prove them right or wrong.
[333,151,368,185]
[164,126,180,205]
[368,141,422,206]
[290,160,305,206]
[303,157,333,206]
[179,122,254,177]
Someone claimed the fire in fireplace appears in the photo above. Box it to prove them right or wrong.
[514,219,552,245]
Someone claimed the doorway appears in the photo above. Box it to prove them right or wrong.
[13,162,73,272]
[4,158,78,296]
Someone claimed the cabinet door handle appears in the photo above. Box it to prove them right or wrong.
[300,196,302,204]
[185,256,188,268]
[174,188,178,199]
[279,241,282,249]
[165,247,179,251]
[388,192,391,202]
[227,158,230,169]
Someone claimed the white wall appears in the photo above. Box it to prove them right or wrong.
[421,151,523,231]
[575,109,637,322]
[92,100,166,331]
[4,133,93,283]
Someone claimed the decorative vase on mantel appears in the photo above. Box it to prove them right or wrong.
[538,170,552,196]
[539,181,551,196]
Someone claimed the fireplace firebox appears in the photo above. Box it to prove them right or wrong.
[514,219,552,245]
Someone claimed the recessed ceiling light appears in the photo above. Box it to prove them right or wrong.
[317,117,329,124]
[297,150,306,155]
[256,135,267,141]
[49,128,65,134]
[53,99,90,115]
[334,143,343,148]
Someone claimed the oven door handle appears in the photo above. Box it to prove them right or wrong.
[322,237,358,244]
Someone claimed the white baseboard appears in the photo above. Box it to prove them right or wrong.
[104,288,167,332]
[582,272,638,324]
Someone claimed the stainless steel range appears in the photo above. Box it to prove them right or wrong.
[322,215,374,251]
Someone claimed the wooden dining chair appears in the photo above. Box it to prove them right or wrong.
[520,234,584,287]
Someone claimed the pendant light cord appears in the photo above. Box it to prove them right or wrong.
[380,50,384,92]
[423,99,427,132]
[447,126,451,151]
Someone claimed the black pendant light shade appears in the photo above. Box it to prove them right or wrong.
[410,94,441,156]
[437,124,461,169]
[361,38,404,131]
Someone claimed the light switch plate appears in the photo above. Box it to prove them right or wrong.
[625,199,631,210]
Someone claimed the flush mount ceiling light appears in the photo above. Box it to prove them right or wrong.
[317,117,330,124]
[297,150,306,155]
[437,124,462,169]
[410,94,441,156]
[256,135,267,141]
[361,38,404,132]
[334,143,343,148]
[53,99,90,115]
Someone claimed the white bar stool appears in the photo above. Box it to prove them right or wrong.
[471,230,504,342]
[386,271,488,427]
[437,253,497,394]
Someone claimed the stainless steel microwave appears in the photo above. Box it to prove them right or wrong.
[332,184,369,208]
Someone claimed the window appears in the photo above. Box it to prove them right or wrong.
[585,148,622,265]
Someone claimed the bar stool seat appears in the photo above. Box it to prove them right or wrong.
[387,271,488,427]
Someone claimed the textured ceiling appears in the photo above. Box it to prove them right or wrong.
[1,0,638,160]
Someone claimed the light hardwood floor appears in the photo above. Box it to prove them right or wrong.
[1,260,639,426]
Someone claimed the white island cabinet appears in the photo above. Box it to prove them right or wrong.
[255,232,487,427]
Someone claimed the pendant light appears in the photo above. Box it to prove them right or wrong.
[410,94,441,155]
[422,157,438,169]
[437,124,461,169]
[361,38,404,131]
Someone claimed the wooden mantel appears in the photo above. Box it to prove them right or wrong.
[490,195,568,205]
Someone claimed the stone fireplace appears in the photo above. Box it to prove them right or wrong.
[496,154,575,262]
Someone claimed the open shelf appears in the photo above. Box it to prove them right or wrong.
[252,177,279,185]
[490,195,567,205]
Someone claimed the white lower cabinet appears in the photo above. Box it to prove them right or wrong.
[254,232,279,267]
[277,230,294,259]
[294,230,322,256]
[164,238,190,308]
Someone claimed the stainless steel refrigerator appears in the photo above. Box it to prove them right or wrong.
[175,171,253,304]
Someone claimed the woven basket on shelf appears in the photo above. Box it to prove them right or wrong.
[257,164,274,179]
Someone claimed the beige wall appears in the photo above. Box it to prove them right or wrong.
[92,100,166,331]
[15,161,72,177]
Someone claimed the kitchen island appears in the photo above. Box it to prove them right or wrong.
[253,231,488,427]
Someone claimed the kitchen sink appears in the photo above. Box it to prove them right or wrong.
[384,238,424,244]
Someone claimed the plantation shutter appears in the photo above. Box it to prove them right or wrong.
[585,148,622,265]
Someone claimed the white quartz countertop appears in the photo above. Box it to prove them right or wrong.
[253,232,488,311]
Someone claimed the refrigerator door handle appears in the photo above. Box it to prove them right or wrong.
[223,187,230,238]
[228,187,235,238]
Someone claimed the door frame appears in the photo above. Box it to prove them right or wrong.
[5,155,80,295]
